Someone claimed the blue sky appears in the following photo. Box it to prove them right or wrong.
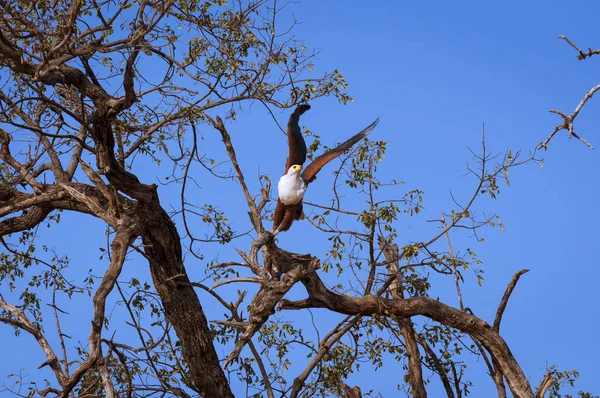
[2,1,600,396]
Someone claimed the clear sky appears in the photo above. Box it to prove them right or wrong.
[2,0,600,396]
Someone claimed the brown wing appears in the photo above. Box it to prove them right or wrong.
[283,104,311,172]
[301,117,380,184]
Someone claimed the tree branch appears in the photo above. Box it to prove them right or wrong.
[557,35,600,60]
[279,268,534,398]
[494,269,529,332]
[378,235,426,398]
[535,370,554,398]
[290,316,359,398]
[416,334,455,398]
[207,115,264,232]
[59,228,138,397]
[0,301,66,386]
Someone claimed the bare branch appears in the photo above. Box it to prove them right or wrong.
[557,35,600,60]
[207,115,264,232]
[0,301,66,385]
[535,370,554,398]
[210,277,262,290]
[538,36,600,149]
[493,269,530,332]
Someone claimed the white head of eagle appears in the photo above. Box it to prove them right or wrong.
[278,165,306,205]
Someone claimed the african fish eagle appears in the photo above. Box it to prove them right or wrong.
[272,105,379,233]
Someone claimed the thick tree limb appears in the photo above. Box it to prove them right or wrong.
[90,111,157,202]
[0,206,50,237]
[224,239,320,368]
[0,190,65,218]
[279,269,534,398]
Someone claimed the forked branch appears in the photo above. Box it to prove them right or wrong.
[538,35,600,150]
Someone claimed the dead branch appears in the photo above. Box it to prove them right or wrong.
[538,36,600,150]
[494,269,530,332]
[557,35,600,61]
[208,115,264,233]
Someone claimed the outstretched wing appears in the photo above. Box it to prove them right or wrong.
[301,118,380,184]
[283,104,311,173]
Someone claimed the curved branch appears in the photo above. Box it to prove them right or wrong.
[0,206,50,237]
[279,270,534,398]
[290,317,359,398]
[494,269,529,332]
[60,228,137,396]
[0,301,66,386]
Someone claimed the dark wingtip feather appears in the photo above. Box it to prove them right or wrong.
[335,116,381,152]
[300,117,381,184]
[293,104,311,117]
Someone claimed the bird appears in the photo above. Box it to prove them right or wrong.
[271,105,380,233]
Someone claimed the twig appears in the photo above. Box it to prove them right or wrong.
[441,214,464,311]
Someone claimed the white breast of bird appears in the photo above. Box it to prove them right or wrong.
[278,173,307,205]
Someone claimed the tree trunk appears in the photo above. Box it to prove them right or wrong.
[89,110,233,397]
[140,205,234,398]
